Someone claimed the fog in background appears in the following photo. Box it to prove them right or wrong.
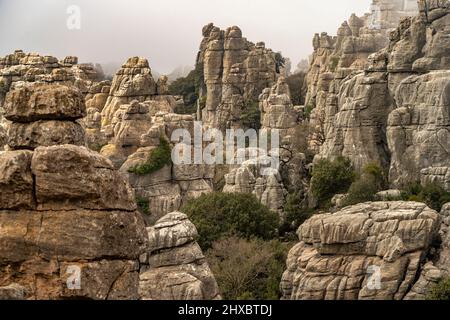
[0,0,370,75]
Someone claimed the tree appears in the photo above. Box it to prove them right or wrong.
[182,192,280,250]
[286,72,306,105]
[311,157,355,206]
[206,236,290,300]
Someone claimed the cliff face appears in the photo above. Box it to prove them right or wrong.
[0,82,149,300]
[305,0,419,158]
[196,24,280,129]
[311,1,450,189]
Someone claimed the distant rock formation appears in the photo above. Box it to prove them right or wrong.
[139,212,221,300]
[196,23,280,129]
[305,0,419,157]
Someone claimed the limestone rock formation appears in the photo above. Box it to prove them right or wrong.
[139,212,221,300]
[0,83,148,300]
[101,57,157,126]
[196,24,280,129]
[120,114,214,224]
[305,0,419,156]
[223,151,287,213]
[281,201,441,300]
[4,82,86,150]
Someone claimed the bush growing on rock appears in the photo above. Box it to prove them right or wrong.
[280,191,312,238]
[182,192,280,249]
[241,100,261,130]
[426,278,450,300]
[286,72,306,105]
[343,163,386,206]
[168,64,204,110]
[206,236,290,300]
[311,157,355,207]
[128,137,172,175]
[401,182,450,212]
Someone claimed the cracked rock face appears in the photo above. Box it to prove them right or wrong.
[4,82,86,150]
[139,212,221,300]
[196,24,279,128]
[0,83,148,300]
[281,201,441,300]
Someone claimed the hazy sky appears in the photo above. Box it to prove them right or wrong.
[0,0,370,74]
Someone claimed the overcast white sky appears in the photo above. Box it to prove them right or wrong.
[0,0,370,74]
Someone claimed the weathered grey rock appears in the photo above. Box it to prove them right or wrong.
[388,71,450,187]
[139,212,221,300]
[196,24,279,128]
[3,82,86,122]
[7,120,85,150]
[281,201,440,300]
[0,150,34,209]
[32,145,136,211]
[101,57,157,125]
[0,283,25,300]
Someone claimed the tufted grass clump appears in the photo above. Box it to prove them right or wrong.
[426,278,450,300]
[128,137,172,175]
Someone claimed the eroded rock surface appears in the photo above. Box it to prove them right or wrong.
[139,212,221,300]
[281,201,440,300]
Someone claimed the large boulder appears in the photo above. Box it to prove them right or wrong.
[139,212,221,300]
[281,201,441,300]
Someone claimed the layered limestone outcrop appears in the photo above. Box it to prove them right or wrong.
[0,83,149,300]
[281,201,441,300]
[0,50,106,150]
[305,0,419,159]
[4,82,86,150]
[120,113,214,224]
[196,24,280,129]
[306,0,450,192]
[139,212,221,300]
[101,57,157,126]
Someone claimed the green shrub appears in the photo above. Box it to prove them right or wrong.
[182,192,280,250]
[241,100,261,130]
[136,196,150,215]
[206,236,290,300]
[303,104,315,120]
[329,56,340,72]
[280,191,313,236]
[311,157,355,206]
[426,278,450,300]
[274,52,286,74]
[343,176,378,206]
[344,163,386,206]
[363,162,386,190]
[286,72,306,105]
[168,64,204,110]
[128,137,172,175]
[400,182,450,211]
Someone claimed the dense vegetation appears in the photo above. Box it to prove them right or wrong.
[168,64,204,114]
[343,162,386,206]
[206,237,290,300]
[286,72,306,106]
[310,157,355,207]
[241,100,261,130]
[182,192,279,250]
[400,182,450,211]
[128,137,172,175]
[426,278,450,300]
